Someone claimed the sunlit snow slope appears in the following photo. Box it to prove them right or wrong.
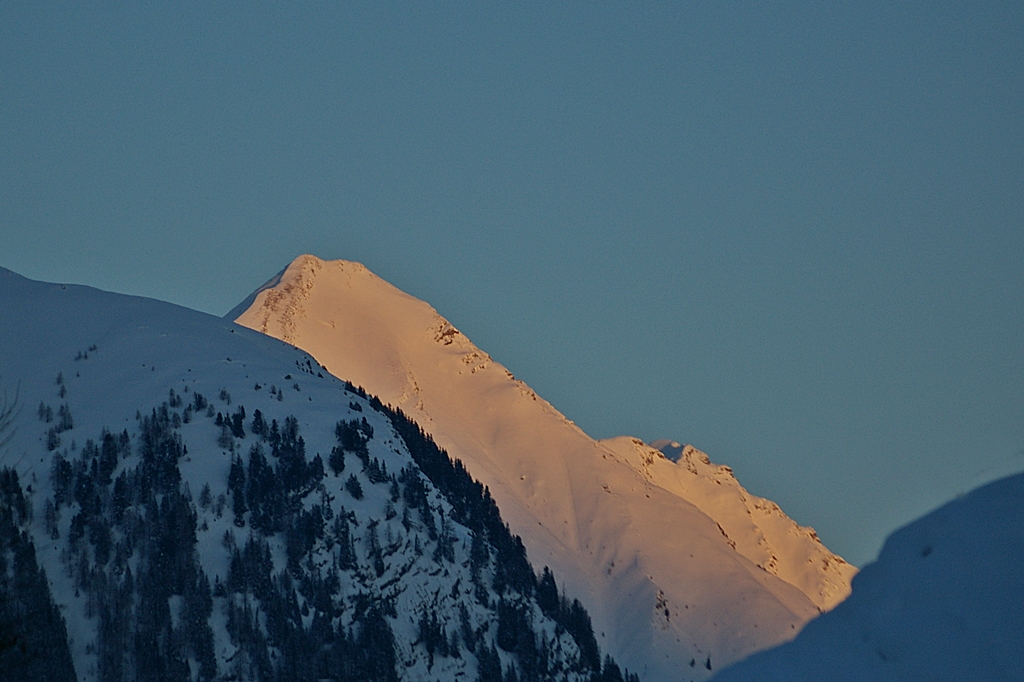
[711,473,1024,681]
[233,255,855,680]
[607,438,853,611]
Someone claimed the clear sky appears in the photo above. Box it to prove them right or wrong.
[2,2,1021,566]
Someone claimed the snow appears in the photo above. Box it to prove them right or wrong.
[233,254,857,680]
[711,473,1024,681]
[0,265,598,682]
[0,268,353,680]
[601,437,854,611]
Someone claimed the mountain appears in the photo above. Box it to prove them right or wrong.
[710,473,1024,681]
[233,255,857,680]
[0,266,632,682]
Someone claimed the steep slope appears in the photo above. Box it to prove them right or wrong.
[233,255,855,680]
[0,266,626,682]
[711,473,1024,681]
[604,438,852,610]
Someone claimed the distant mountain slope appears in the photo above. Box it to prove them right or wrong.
[711,473,1024,681]
[233,255,855,680]
[0,266,628,682]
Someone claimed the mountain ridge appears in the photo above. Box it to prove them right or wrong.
[233,254,856,679]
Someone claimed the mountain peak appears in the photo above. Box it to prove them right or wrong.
[224,255,377,323]
[232,257,856,680]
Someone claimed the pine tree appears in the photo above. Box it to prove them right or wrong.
[329,446,346,476]
[0,468,77,682]
[228,455,247,526]
[345,474,363,500]
[251,409,267,438]
[536,567,559,618]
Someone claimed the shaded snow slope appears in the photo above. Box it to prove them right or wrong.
[0,266,614,682]
[711,473,1024,681]
[234,255,855,680]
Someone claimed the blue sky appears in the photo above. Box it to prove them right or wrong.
[2,2,1021,566]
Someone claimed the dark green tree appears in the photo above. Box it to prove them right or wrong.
[345,474,363,500]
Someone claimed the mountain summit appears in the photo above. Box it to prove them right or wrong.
[233,255,856,680]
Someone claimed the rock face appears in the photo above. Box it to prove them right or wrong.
[233,254,856,680]
[711,473,1024,681]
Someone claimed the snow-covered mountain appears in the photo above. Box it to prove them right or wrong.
[710,472,1024,681]
[0,266,632,682]
[233,255,857,680]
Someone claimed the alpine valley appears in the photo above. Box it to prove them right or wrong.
[0,257,855,682]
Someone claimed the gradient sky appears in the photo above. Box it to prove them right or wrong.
[2,2,1021,567]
